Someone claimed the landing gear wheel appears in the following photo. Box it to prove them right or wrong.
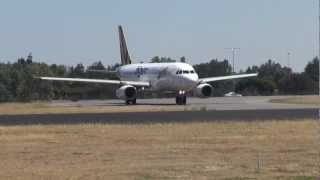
[126,100,130,105]
[175,97,180,105]
[126,99,137,105]
[176,95,187,105]
[182,96,187,105]
[132,99,136,105]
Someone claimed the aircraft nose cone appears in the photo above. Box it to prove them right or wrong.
[181,75,198,90]
[186,74,198,83]
[189,75,198,82]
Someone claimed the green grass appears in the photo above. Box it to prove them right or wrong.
[0,120,319,179]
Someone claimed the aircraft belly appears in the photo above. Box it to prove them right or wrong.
[156,79,170,90]
[171,76,196,91]
[152,77,178,91]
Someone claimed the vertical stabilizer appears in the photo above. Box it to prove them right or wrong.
[118,25,131,65]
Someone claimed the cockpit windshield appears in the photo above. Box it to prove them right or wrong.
[176,70,195,74]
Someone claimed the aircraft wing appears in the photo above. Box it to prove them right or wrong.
[199,73,258,83]
[39,77,150,87]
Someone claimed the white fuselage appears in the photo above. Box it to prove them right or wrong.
[118,62,199,92]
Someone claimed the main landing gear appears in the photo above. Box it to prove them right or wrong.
[126,98,136,105]
[176,90,187,105]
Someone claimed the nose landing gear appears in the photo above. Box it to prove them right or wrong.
[176,90,187,105]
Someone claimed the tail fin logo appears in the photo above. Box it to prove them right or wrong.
[118,25,131,65]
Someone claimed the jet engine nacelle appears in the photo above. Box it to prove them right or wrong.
[116,85,137,100]
[194,83,213,98]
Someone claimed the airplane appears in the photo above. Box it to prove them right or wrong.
[40,26,257,105]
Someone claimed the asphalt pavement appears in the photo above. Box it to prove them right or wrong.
[0,96,318,125]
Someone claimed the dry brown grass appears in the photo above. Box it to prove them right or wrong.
[0,102,185,115]
[270,95,320,106]
[0,120,319,180]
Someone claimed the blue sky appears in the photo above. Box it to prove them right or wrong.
[0,0,317,72]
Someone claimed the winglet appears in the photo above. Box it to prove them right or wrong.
[118,25,131,65]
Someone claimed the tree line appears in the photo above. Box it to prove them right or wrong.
[0,54,318,102]
[195,57,318,96]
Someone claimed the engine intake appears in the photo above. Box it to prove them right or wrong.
[116,85,137,100]
[194,83,213,98]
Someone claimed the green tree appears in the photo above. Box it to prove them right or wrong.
[150,56,176,63]
[194,59,233,96]
[0,82,13,102]
[194,59,232,78]
[180,56,186,63]
[70,63,85,77]
[278,73,316,95]
[87,61,106,70]
[304,57,319,82]
[26,53,33,64]
[236,78,275,96]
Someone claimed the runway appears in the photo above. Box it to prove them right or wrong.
[0,96,318,125]
[48,96,319,111]
[0,109,317,125]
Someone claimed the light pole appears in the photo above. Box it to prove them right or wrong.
[225,48,240,74]
[225,48,240,93]
[287,52,291,68]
